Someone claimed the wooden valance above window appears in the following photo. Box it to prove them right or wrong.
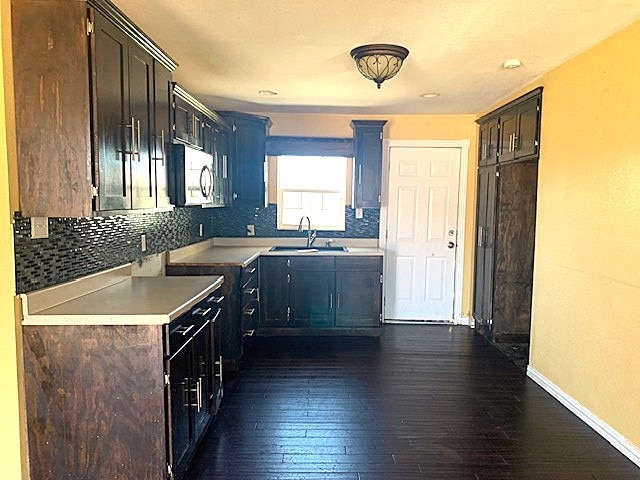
[266,136,355,157]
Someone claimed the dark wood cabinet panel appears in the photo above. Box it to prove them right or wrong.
[23,325,167,479]
[492,161,538,340]
[259,257,290,327]
[351,120,387,208]
[11,1,93,217]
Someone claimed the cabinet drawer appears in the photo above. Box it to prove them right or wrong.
[241,298,259,334]
[242,280,258,306]
[335,256,382,271]
[240,260,258,284]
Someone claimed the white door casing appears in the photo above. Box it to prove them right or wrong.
[381,140,469,323]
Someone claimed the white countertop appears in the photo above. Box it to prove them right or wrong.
[20,264,224,326]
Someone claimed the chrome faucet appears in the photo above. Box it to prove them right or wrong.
[297,216,317,247]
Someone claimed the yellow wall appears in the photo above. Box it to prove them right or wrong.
[523,20,640,447]
[0,0,23,477]
[260,112,479,317]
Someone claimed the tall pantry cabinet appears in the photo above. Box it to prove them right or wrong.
[473,88,542,343]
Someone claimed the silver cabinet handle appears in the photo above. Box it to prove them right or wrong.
[243,308,256,316]
[477,226,484,247]
[336,293,341,309]
[247,267,257,275]
[244,288,257,295]
[358,164,362,185]
[160,129,165,166]
[512,134,518,151]
[329,293,333,309]
[192,307,212,317]
[207,295,224,304]
[222,154,228,179]
[174,324,194,336]
[136,119,141,161]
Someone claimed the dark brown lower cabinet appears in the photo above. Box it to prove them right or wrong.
[166,258,259,371]
[259,255,383,334]
[473,160,538,342]
[22,289,223,480]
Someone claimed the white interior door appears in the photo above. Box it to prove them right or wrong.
[384,145,462,321]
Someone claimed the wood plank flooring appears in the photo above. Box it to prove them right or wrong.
[186,325,639,479]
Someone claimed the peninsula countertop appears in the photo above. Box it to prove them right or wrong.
[20,264,224,326]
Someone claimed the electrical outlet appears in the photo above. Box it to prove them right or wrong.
[31,217,49,239]
[246,224,255,236]
[355,208,364,219]
[141,234,147,252]
[199,224,203,237]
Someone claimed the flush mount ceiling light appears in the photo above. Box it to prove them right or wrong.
[420,92,440,98]
[350,44,409,89]
[503,58,522,69]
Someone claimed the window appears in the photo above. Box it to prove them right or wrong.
[277,156,349,231]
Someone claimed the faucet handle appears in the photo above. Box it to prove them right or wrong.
[325,239,334,247]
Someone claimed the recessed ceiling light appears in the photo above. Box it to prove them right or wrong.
[258,90,278,96]
[503,58,522,69]
[420,92,440,98]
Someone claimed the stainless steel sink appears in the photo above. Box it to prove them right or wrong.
[269,245,348,252]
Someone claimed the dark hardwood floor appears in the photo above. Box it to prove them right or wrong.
[187,325,639,479]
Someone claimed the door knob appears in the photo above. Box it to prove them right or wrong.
[447,242,455,249]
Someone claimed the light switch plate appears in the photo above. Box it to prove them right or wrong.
[31,217,49,239]
[141,234,147,252]
[247,224,255,236]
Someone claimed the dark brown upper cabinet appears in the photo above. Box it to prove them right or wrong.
[351,120,387,208]
[496,94,541,163]
[478,117,499,167]
[172,85,231,207]
[220,112,272,207]
[11,0,177,217]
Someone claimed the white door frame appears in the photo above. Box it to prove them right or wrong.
[379,139,470,325]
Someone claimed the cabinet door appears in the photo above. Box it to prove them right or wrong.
[514,97,540,160]
[259,257,290,326]
[169,344,193,479]
[478,120,499,167]
[498,113,517,163]
[290,269,334,327]
[128,44,155,209]
[192,321,212,438]
[174,97,192,144]
[153,61,172,207]
[352,120,387,208]
[213,125,231,206]
[222,113,270,206]
[472,166,498,333]
[94,12,131,211]
[335,270,382,327]
[233,118,267,205]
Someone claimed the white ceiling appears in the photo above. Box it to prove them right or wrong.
[114,0,640,115]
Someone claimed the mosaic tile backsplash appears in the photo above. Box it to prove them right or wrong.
[14,204,379,293]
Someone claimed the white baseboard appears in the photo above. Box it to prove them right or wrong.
[455,315,471,326]
[527,366,640,468]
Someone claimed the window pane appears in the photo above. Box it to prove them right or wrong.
[277,156,348,231]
